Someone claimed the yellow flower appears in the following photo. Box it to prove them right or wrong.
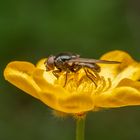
[3,50,140,114]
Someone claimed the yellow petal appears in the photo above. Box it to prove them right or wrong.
[4,61,41,99]
[99,50,135,80]
[117,78,140,90]
[36,58,47,70]
[58,93,94,113]
[94,87,140,108]
[39,91,94,113]
[33,69,62,90]
[100,50,134,64]
[33,69,94,113]
[112,63,140,86]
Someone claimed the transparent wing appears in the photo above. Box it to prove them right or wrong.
[68,58,121,64]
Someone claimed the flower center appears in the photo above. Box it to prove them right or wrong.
[55,69,112,94]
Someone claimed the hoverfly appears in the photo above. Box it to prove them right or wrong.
[44,52,120,86]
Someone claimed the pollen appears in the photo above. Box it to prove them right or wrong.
[55,68,112,95]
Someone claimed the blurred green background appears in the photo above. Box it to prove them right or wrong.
[1,0,140,140]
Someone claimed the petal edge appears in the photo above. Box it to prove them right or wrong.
[4,61,41,99]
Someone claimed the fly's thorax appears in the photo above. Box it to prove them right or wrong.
[54,52,79,70]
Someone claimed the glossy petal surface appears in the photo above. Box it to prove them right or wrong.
[94,87,140,108]
[4,50,140,114]
[4,61,40,99]
[99,50,135,80]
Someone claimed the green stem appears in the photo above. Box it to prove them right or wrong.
[76,117,86,140]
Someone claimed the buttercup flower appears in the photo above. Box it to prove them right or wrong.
[4,50,140,115]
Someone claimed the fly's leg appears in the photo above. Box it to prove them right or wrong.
[52,69,61,78]
[77,63,101,86]
[84,68,97,87]
[86,69,101,81]
[63,71,68,87]
[61,64,81,87]
[86,69,97,81]
[52,69,68,87]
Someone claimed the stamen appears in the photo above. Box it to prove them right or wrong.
[103,78,112,92]
[94,76,105,94]
[63,71,68,87]
[55,68,112,95]
[86,69,98,81]
[84,68,97,87]
[99,76,106,92]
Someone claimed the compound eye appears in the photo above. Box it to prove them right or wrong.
[44,56,55,71]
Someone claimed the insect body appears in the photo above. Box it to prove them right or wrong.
[44,52,120,86]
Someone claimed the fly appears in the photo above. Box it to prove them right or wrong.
[44,52,120,87]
